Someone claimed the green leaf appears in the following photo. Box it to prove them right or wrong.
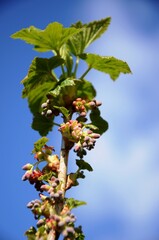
[38,172,53,181]
[11,22,81,52]
[77,79,96,100]
[60,44,73,76]
[53,106,70,119]
[32,137,48,153]
[90,108,108,135]
[21,57,63,135]
[75,226,85,240]
[25,227,36,240]
[68,17,111,56]
[32,113,54,136]
[84,124,99,131]
[65,198,86,210]
[27,82,54,114]
[22,56,63,97]
[76,159,93,172]
[84,53,132,80]
[22,56,63,116]
[48,78,80,107]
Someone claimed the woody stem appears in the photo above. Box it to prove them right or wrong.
[58,137,69,198]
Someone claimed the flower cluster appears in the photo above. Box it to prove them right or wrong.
[59,119,100,158]
[22,97,102,238]
[59,120,82,143]
[26,194,76,238]
[72,97,102,117]
[23,151,78,239]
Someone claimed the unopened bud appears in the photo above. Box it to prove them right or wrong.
[80,112,86,117]
[58,220,65,227]
[46,109,52,116]
[39,193,47,201]
[40,184,50,191]
[41,102,47,109]
[27,201,33,208]
[22,163,33,170]
[37,218,45,227]
[95,101,102,106]
[91,133,100,139]
[21,170,32,181]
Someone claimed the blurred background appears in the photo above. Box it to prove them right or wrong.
[1,0,159,239]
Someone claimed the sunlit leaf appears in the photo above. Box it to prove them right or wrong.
[84,53,132,80]
[84,124,98,131]
[38,172,53,181]
[65,198,86,210]
[68,17,111,56]
[11,22,81,52]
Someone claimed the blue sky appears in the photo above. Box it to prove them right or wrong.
[1,0,159,239]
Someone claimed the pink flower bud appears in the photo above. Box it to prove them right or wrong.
[91,133,100,139]
[22,163,33,170]
[21,170,32,181]
[40,184,50,191]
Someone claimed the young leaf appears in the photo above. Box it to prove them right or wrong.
[24,227,36,240]
[90,108,108,135]
[65,198,87,210]
[84,124,98,131]
[75,226,85,240]
[68,17,111,56]
[48,78,80,107]
[84,53,132,80]
[32,137,49,153]
[76,159,93,172]
[11,22,81,52]
[38,172,53,181]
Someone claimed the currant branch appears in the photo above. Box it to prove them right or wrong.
[11,17,131,240]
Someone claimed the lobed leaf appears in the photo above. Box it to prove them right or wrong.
[11,22,81,52]
[68,17,111,56]
[84,53,132,80]
[22,56,63,97]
